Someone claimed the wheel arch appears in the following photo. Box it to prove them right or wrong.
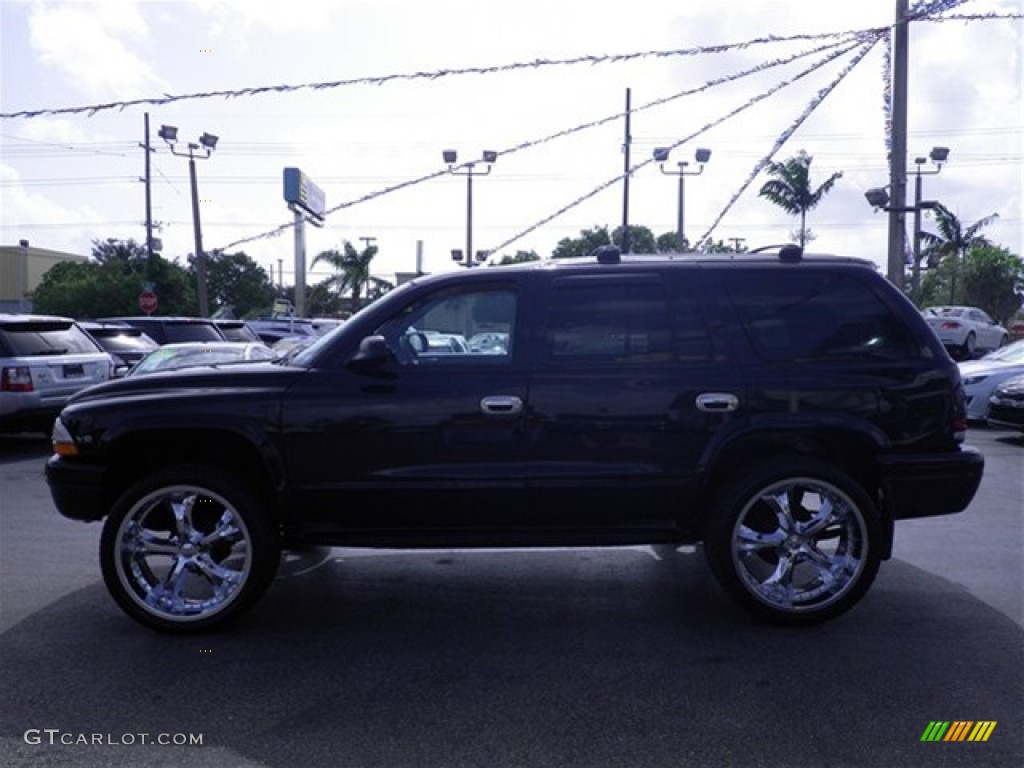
[696,426,894,558]
[97,426,286,530]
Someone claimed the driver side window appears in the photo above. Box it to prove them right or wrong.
[376,286,517,366]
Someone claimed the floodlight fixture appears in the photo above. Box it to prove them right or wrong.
[451,249,464,262]
[482,150,498,163]
[199,133,219,150]
[695,147,712,164]
[443,149,458,164]
[652,147,670,163]
[865,187,890,208]
[929,146,949,164]
[157,125,178,143]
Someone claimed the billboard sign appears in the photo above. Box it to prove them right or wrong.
[283,167,326,221]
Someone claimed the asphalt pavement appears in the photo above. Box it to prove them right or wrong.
[1,428,1021,768]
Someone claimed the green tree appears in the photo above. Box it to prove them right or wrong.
[919,244,1022,321]
[205,250,275,318]
[551,225,657,259]
[552,226,612,259]
[919,204,998,303]
[497,250,540,265]
[758,150,843,248]
[611,225,657,254]
[961,246,1024,324]
[30,238,196,317]
[311,240,393,314]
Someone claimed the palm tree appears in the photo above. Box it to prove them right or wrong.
[311,240,391,313]
[758,150,843,248]
[919,204,998,304]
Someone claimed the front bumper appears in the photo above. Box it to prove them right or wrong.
[45,454,108,522]
[878,445,984,520]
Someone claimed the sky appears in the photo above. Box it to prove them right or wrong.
[1,0,1022,293]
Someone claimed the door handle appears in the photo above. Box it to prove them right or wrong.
[696,393,739,413]
[480,396,523,415]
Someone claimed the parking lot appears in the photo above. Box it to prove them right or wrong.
[1,428,1021,767]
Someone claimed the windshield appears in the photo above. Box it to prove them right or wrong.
[982,339,1024,363]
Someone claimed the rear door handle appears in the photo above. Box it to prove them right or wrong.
[696,393,739,413]
[480,396,523,415]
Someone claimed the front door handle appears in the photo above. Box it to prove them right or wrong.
[696,393,739,413]
[480,396,523,415]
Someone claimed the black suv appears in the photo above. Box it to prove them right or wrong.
[96,316,227,345]
[46,247,984,632]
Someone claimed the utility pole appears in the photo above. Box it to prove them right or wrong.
[359,236,377,251]
[621,88,632,254]
[887,0,910,286]
[728,237,746,251]
[140,113,155,263]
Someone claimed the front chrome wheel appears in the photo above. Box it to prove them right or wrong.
[101,468,278,632]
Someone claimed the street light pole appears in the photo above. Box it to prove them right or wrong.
[158,125,218,316]
[653,147,711,251]
[910,147,949,300]
[444,149,497,267]
[867,146,948,301]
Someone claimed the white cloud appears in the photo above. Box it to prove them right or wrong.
[27,0,167,99]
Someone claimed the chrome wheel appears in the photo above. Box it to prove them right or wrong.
[730,479,867,613]
[101,468,278,632]
[704,459,881,625]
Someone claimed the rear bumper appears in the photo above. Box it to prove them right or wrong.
[45,454,107,522]
[879,445,984,520]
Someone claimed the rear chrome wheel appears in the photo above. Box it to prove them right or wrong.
[705,459,881,625]
[100,468,279,633]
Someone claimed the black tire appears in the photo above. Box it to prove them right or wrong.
[703,458,882,626]
[961,332,977,359]
[100,466,280,633]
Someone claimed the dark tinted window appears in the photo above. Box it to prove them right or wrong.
[727,270,916,361]
[0,320,103,356]
[546,276,672,363]
[86,328,158,354]
[162,323,225,343]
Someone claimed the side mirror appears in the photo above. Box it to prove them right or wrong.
[347,335,397,377]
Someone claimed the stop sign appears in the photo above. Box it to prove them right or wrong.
[139,290,158,314]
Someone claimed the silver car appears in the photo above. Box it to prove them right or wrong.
[959,339,1024,421]
[923,305,1009,359]
[0,314,113,434]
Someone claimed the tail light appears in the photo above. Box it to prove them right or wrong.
[941,321,962,330]
[1,366,33,392]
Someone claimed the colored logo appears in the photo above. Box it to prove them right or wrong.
[921,721,997,742]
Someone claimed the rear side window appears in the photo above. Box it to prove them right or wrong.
[0,321,103,356]
[163,323,225,343]
[546,276,672,363]
[727,270,917,362]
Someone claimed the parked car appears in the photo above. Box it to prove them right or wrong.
[246,316,318,345]
[127,341,275,376]
[46,245,984,632]
[958,339,1024,421]
[1,314,113,435]
[97,316,227,346]
[213,319,263,343]
[986,373,1024,433]
[79,321,159,377]
[923,305,1009,359]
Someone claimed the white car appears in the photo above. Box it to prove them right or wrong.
[959,339,1024,421]
[923,306,1009,359]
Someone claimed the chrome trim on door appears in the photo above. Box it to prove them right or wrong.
[696,393,739,413]
[480,396,523,415]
